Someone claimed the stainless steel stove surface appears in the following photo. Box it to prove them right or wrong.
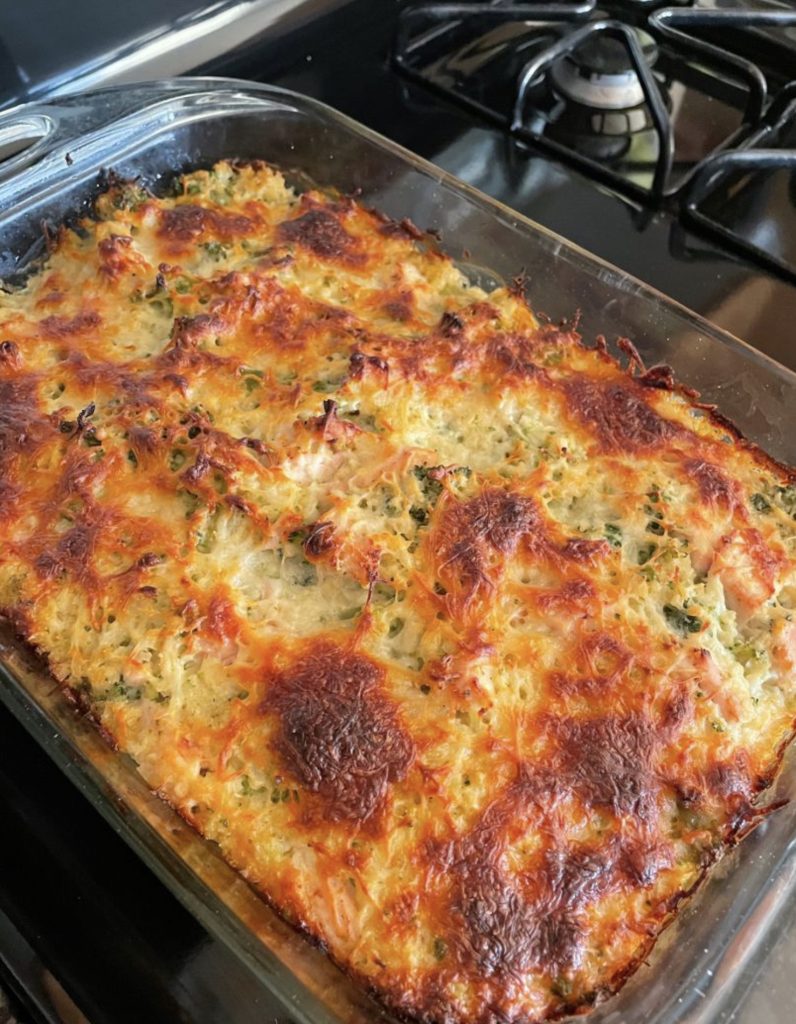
[2,2,796,1023]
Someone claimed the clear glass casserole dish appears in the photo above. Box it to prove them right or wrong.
[0,78,794,1024]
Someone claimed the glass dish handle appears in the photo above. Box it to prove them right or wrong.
[0,85,185,185]
[0,94,130,188]
[0,80,297,198]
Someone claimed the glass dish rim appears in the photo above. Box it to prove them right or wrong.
[0,76,794,1024]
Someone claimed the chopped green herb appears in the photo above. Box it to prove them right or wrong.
[112,183,148,211]
[433,938,448,961]
[413,465,444,505]
[409,505,429,525]
[750,493,771,513]
[637,542,657,566]
[290,559,317,587]
[148,296,173,318]
[604,523,622,548]
[733,640,762,666]
[381,488,400,517]
[775,484,796,517]
[550,976,573,999]
[240,775,265,796]
[203,241,229,261]
[646,519,665,535]
[663,603,702,636]
[181,490,204,518]
[127,449,138,467]
[169,449,187,471]
[83,430,102,448]
[388,617,405,638]
[347,410,379,432]
[96,677,143,702]
[312,378,343,393]
[196,507,221,553]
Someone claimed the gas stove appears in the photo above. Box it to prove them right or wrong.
[393,0,796,284]
[2,2,796,1024]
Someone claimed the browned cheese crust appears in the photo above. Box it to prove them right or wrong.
[1,162,796,1023]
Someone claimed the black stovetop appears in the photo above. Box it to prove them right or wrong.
[2,2,796,1022]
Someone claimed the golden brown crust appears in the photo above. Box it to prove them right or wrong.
[1,160,796,1024]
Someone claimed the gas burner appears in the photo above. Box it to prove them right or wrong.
[551,29,658,111]
[394,1,796,204]
[546,100,656,160]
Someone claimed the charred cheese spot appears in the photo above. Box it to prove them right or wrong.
[266,643,414,822]
[433,488,539,614]
[0,376,52,466]
[277,207,363,264]
[39,310,101,338]
[487,333,548,381]
[36,518,103,584]
[684,458,742,509]
[550,713,660,821]
[158,204,256,244]
[564,376,678,452]
[558,537,612,565]
[381,291,414,323]
[97,234,140,281]
[303,520,336,558]
[456,863,582,978]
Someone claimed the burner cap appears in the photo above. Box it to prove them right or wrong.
[551,29,658,111]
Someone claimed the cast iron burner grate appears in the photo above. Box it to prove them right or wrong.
[684,82,796,284]
[394,1,796,282]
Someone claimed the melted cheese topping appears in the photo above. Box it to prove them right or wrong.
[2,161,796,1024]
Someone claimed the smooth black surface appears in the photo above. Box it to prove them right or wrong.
[2,2,796,1023]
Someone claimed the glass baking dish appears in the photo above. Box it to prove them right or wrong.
[0,78,794,1024]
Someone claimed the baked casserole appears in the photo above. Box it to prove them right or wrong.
[1,161,795,1023]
